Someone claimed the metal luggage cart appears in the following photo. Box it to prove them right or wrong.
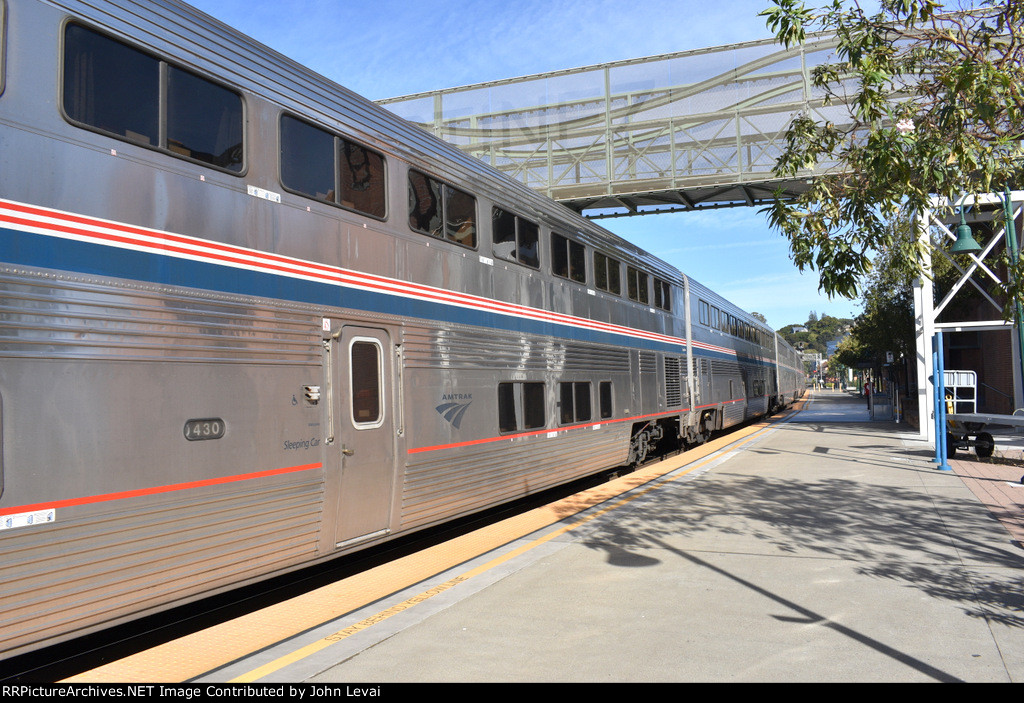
[944,412,1024,458]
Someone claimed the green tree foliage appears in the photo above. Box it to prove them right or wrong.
[759,0,1024,304]
[838,222,970,371]
[778,312,854,354]
[839,244,918,370]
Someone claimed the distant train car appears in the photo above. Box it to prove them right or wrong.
[0,0,804,659]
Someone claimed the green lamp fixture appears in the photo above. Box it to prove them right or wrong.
[951,205,983,254]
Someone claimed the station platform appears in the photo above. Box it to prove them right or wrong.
[67,389,1024,683]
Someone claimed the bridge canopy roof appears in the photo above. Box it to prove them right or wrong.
[379,34,851,219]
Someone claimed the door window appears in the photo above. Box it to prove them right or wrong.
[350,339,383,428]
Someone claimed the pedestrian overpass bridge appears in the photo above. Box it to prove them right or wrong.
[377,34,848,219]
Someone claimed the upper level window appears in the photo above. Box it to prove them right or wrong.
[594,252,621,295]
[626,266,649,304]
[63,24,243,172]
[653,278,671,311]
[698,300,710,326]
[408,170,476,248]
[280,115,387,219]
[551,233,585,283]
[492,207,540,268]
[340,141,387,217]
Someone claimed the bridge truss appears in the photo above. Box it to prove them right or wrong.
[378,34,851,218]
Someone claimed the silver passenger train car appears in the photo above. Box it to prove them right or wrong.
[0,0,805,658]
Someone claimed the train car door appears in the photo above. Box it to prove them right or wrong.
[332,325,396,548]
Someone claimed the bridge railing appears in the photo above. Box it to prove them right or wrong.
[379,34,854,215]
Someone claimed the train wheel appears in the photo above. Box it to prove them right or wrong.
[976,432,995,458]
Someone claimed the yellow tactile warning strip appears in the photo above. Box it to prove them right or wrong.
[64,401,804,683]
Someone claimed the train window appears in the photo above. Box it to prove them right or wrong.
[64,24,159,146]
[710,306,720,330]
[626,267,649,304]
[559,384,574,424]
[445,184,476,246]
[698,300,710,326]
[594,252,621,295]
[350,339,383,428]
[339,141,386,218]
[63,24,243,173]
[551,233,586,283]
[558,382,591,425]
[523,382,545,429]
[167,67,243,170]
[491,207,540,268]
[408,170,476,248]
[497,382,546,433]
[280,115,387,218]
[653,278,671,311]
[408,171,443,235]
[599,381,613,419]
[281,116,334,202]
[497,383,517,433]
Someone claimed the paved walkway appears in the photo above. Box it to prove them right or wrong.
[820,390,1024,548]
[70,389,1024,683]
[949,456,1024,547]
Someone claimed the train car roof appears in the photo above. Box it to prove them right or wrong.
[49,0,685,281]
[47,0,799,341]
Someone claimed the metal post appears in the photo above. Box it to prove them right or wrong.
[934,331,952,471]
[1004,186,1024,408]
[914,206,936,442]
[933,346,941,466]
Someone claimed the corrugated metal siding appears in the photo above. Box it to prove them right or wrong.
[0,269,321,364]
[0,471,324,654]
[401,428,627,530]
[403,328,630,372]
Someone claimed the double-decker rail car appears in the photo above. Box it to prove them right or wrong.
[0,0,804,659]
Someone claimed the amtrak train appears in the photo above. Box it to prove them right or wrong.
[0,0,805,659]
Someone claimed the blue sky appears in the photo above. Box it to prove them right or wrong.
[186,0,861,331]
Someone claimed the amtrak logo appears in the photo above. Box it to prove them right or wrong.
[436,394,472,429]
